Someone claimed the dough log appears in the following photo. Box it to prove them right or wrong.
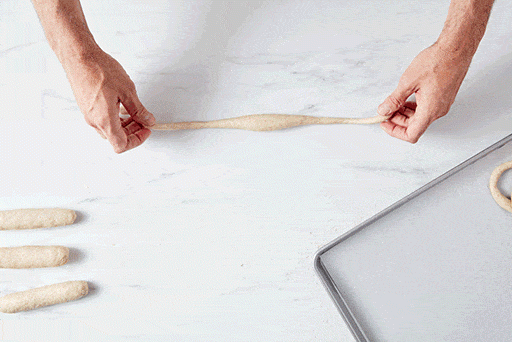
[152,113,391,132]
[0,208,76,230]
[0,246,69,269]
[0,281,88,313]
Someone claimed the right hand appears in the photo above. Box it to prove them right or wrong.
[378,43,473,143]
[63,48,155,153]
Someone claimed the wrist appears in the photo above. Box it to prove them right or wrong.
[53,32,101,66]
[435,0,494,59]
[435,32,481,59]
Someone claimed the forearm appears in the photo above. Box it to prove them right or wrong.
[31,0,100,64]
[436,0,495,57]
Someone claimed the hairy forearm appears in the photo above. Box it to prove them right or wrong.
[31,0,100,64]
[436,0,495,56]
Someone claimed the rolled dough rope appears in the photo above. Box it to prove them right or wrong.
[155,112,510,213]
[0,281,88,313]
[152,113,391,131]
[0,246,69,269]
[0,208,76,230]
[489,161,512,214]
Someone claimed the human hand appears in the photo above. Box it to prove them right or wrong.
[378,43,473,143]
[62,48,155,153]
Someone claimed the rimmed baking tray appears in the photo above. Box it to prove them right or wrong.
[315,134,512,342]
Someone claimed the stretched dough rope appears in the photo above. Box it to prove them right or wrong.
[154,113,512,213]
[0,246,69,269]
[0,281,88,313]
[489,161,512,214]
[0,208,76,230]
[152,113,391,131]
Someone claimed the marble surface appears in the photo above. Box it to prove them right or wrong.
[1,0,512,341]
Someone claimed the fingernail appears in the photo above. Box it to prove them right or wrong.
[378,103,391,116]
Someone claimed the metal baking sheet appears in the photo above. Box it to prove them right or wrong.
[315,134,512,342]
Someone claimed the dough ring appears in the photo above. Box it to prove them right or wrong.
[489,161,512,213]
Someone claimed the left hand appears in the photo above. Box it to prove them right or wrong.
[63,47,155,153]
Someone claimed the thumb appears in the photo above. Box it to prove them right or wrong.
[378,83,414,116]
[121,95,156,127]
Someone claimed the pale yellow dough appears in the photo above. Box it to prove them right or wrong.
[152,113,391,131]
[0,281,88,313]
[0,208,76,230]
[0,246,69,269]
[155,114,512,213]
[489,161,512,213]
[152,113,512,212]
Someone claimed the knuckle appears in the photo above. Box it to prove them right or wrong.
[108,134,128,154]
[398,76,412,90]
[95,116,111,130]
[137,107,150,119]
[129,80,137,92]
[113,146,125,154]
[84,115,96,127]
[110,139,126,153]
[124,80,137,96]
[388,96,404,108]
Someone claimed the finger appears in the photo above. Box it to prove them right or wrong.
[120,116,145,136]
[382,111,431,144]
[378,82,415,116]
[388,104,416,126]
[94,127,107,139]
[121,94,156,127]
[124,120,143,136]
[404,108,432,143]
[103,125,128,153]
[404,101,417,111]
[124,128,152,151]
[401,104,416,119]
[388,113,410,127]
[380,121,409,141]
[98,104,129,154]
[120,116,133,128]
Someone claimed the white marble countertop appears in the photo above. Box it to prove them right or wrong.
[1,0,512,341]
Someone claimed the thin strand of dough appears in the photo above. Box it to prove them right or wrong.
[0,246,69,269]
[0,208,76,230]
[0,281,88,313]
[152,113,391,131]
[154,113,512,213]
[489,161,512,213]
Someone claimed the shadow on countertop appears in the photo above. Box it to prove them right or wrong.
[136,2,268,150]
[432,51,512,137]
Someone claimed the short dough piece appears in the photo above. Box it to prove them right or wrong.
[489,161,512,213]
[0,208,76,230]
[0,246,69,269]
[152,113,391,132]
[0,281,88,313]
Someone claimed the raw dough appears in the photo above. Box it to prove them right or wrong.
[489,161,512,213]
[153,113,512,213]
[152,113,391,131]
[0,208,76,230]
[0,281,88,313]
[0,246,69,269]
